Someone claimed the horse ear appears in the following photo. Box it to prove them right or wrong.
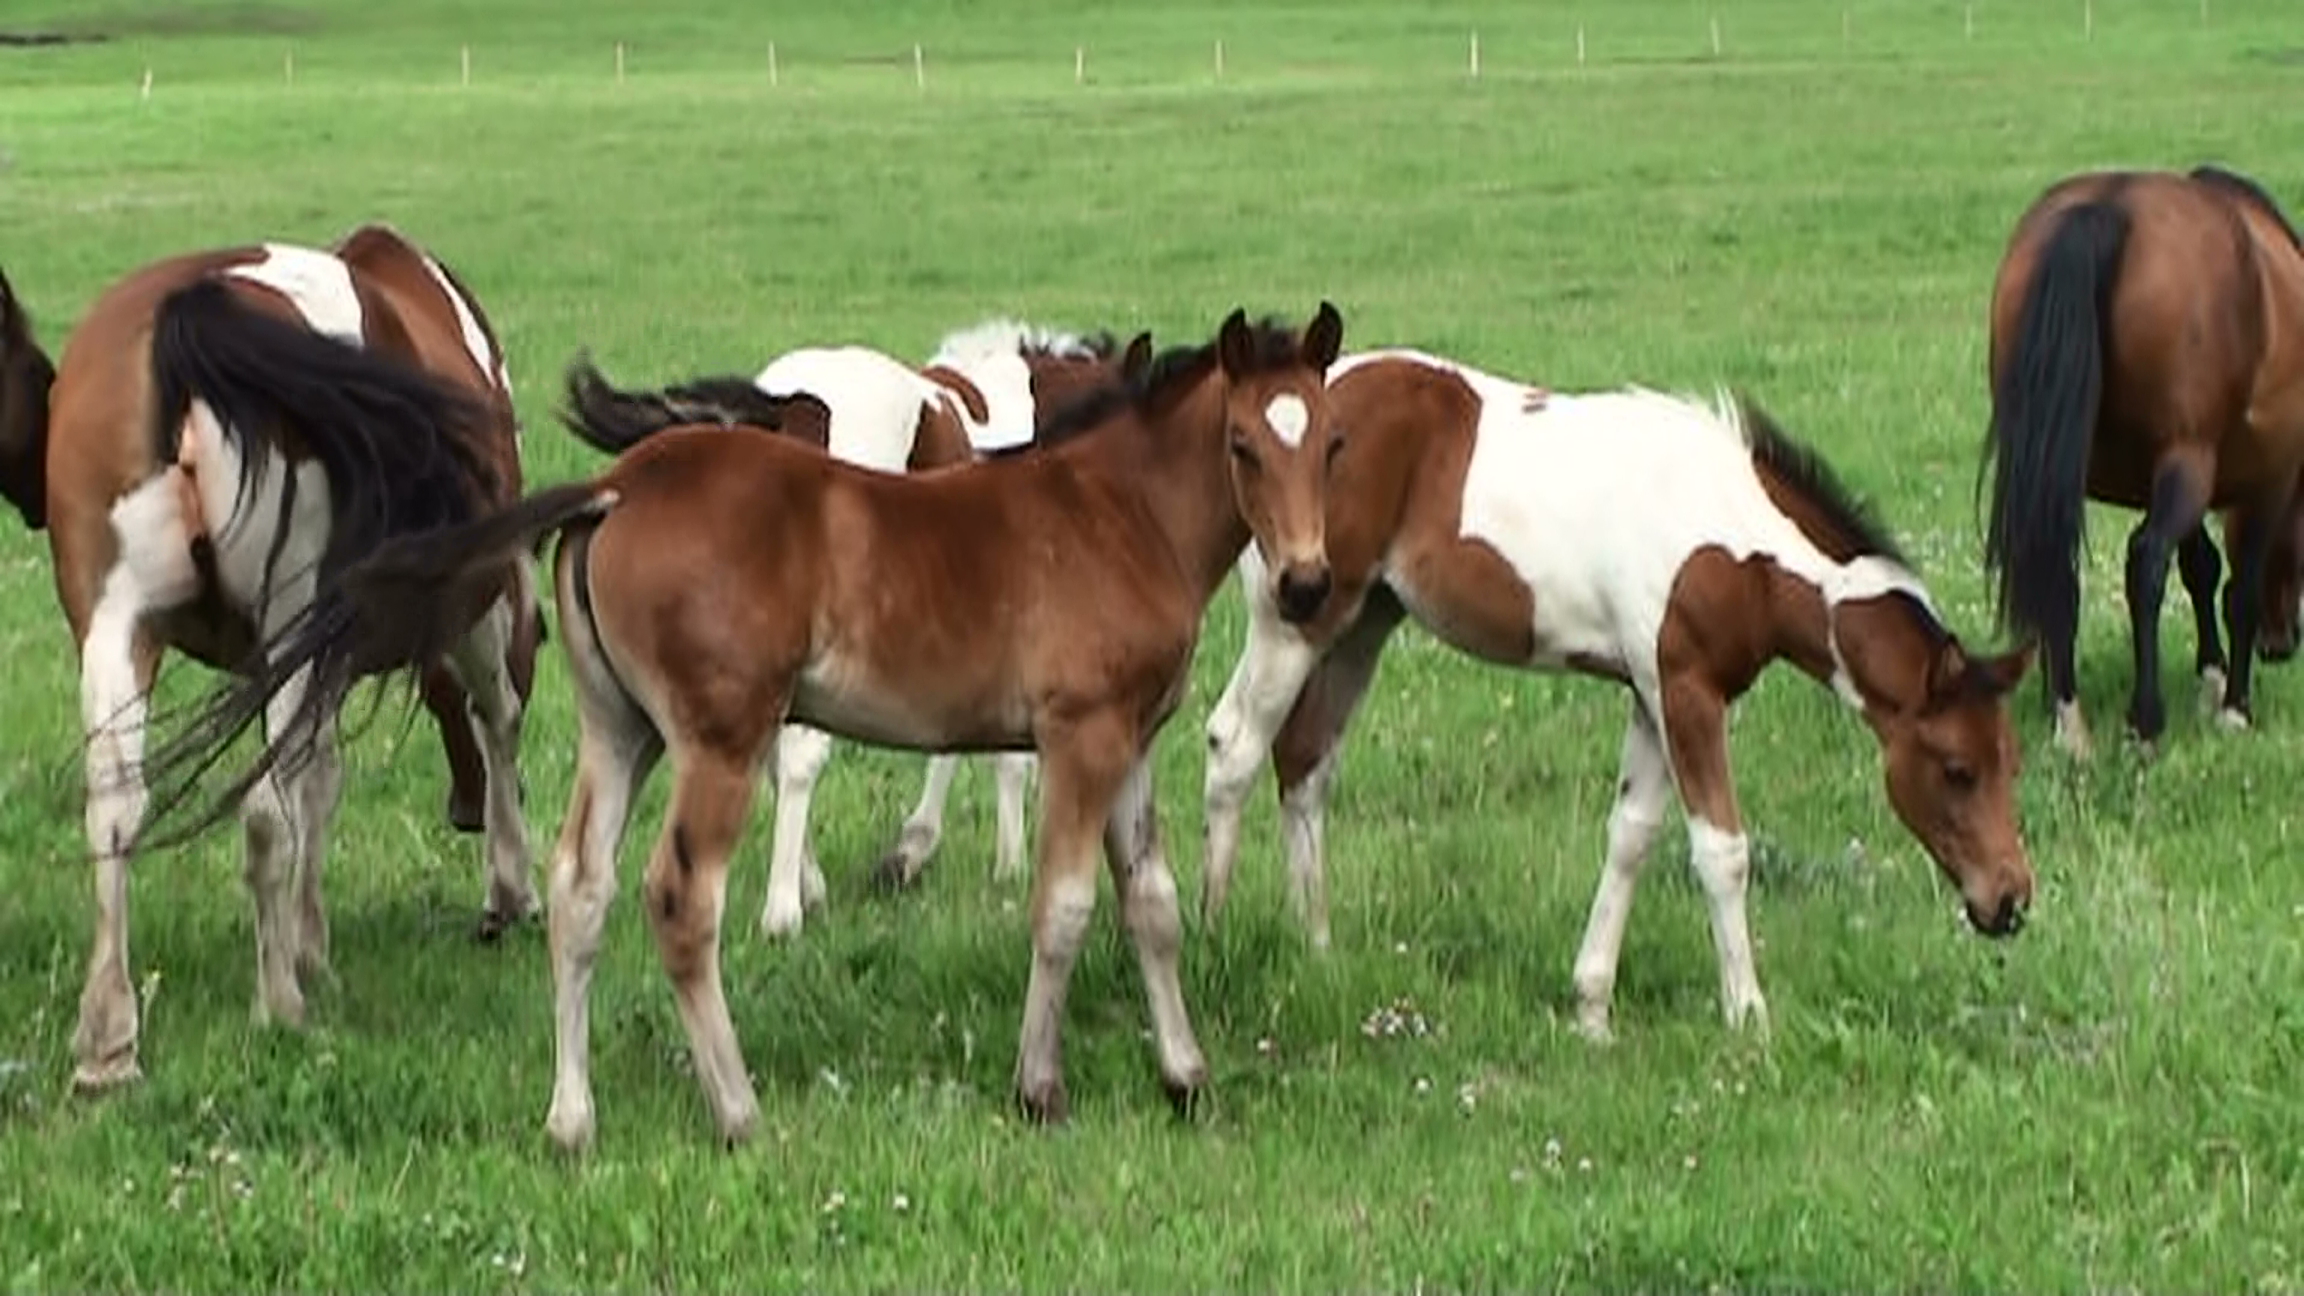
[1301,300,1344,371]
[1121,331,1154,382]
[1216,308,1254,379]
[1925,637,1970,701]
[1977,641,2037,696]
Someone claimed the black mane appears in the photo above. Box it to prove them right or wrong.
[1741,396,1908,565]
[1030,316,1303,451]
[2191,165,2304,252]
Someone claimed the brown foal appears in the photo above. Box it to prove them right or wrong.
[189,304,1345,1147]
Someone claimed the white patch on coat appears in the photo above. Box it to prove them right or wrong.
[1264,393,1309,448]
[225,245,363,345]
[755,346,944,473]
[417,252,508,396]
[1329,350,1935,707]
[181,398,334,619]
[927,319,1096,454]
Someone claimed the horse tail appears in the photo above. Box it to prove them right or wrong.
[1982,200,2132,650]
[560,354,790,456]
[138,482,616,854]
[150,279,501,585]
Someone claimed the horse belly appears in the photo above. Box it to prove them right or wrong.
[789,652,1031,752]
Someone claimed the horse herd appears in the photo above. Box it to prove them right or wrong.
[0,161,2296,1150]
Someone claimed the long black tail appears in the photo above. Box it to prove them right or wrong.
[140,482,616,853]
[561,354,793,456]
[151,279,499,590]
[1982,200,2132,652]
[0,265,56,529]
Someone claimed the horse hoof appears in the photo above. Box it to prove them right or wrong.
[445,787,487,834]
[1573,1006,1616,1046]
[1016,1079,1070,1126]
[871,851,920,894]
[70,1051,143,1094]
[2215,706,2252,732]
[1161,1072,1209,1121]
[474,906,532,944]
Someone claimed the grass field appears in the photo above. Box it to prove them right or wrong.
[2,0,2302,1289]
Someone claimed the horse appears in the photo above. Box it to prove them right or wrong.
[0,269,58,519]
[141,304,1344,1148]
[566,321,1137,942]
[19,226,541,1092]
[1198,352,2037,1038]
[1980,165,2304,757]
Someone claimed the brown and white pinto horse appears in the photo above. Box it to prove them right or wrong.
[1201,354,2037,1037]
[1981,165,2304,756]
[567,322,1137,940]
[154,305,1344,1147]
[26,226,539,1091]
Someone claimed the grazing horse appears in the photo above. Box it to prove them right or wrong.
[1200,353,2037,1037]
[562,322,1138,940]
[149,304,1344,1148]
[28,227,539,1091]
[1981,165,2304,756]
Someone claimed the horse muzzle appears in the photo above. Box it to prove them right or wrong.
[1273,562,1332,625]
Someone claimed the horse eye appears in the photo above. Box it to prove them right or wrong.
[1943,760,1978,791]
[1325,436,1344,465]
[1229,437,1258,467]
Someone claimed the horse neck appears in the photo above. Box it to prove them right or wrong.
[1767,556,1941,722]
[1092,373,1246,603]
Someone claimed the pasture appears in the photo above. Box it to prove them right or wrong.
[1,0,2300,1288]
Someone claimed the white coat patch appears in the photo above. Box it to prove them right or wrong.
[418,253,507,395]
[1265,393,1309,447]
[1332,350,1934,706]
[755,347,946,473]
[927,319,1095,454]
[226,245,363,345]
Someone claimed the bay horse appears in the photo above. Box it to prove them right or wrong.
[148,304,1345,1148]
[561,320,1138,940]
[1200,352,2037,1037]
[1981,165,2304,756]
[25,226,540,1091]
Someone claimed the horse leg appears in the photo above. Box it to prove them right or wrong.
[422,664,488,834]
[1267,589,1404,950]
[759,723,831,939]
[1658,679,1767,1032]
[2123,459,2211,744]
[1202,551,1327,930]
[875,755,961,891]
[542,704,659,1152]
[289,711,343,987]
[72,606,163,1091]
[2177,522,2228,714]
[242,664,331,1030]
[993,753,1036,883]
[2044,620,2090,758]
[2216,500,2282,730]
[543,539,661,1153]
[1101,752,1208,1113]
[646,749,764,1145]
[1569,697,1675,1042]
[1016,712,1136,1123]
[446,594,538,941]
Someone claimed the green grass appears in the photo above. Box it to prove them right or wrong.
[3,0,2303,1289]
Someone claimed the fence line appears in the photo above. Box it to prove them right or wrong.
[108,6,2237,102]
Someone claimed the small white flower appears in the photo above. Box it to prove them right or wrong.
[892,1192,911,1213]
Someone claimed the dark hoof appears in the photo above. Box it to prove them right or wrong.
[1016,1081,1069,1126]
[1162,1075,1208,1121]
[473,905,533,944]
[446,792,486,835]
[871,851,920,894]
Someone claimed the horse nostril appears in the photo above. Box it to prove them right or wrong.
[1994,893,2025,936]
[1275,567,1331,623]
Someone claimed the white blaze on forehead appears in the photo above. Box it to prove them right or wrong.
[418,252,508,395]
[1264,393,1310,447]
[225,244,363,345]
